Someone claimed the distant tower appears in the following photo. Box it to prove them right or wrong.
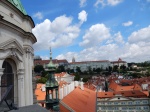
[72,56,75,63]
[45,48,59,111]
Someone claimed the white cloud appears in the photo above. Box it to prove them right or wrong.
[78,10,88,25]
[94,0,106,7]
[94,0,123,7]
[114,32,124,44]
[33,15,80,51]
[122,21,133,26]
[33,12,43,20]
[80,24,111,47]
[56,25,150,63]
[128,25,150,43]
[107,0,123,6]
[79,0,87,7]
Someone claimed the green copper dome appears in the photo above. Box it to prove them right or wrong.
[7,0,27,15]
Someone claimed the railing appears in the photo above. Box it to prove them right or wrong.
[0,85,18,110]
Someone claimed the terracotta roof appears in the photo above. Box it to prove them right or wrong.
[60,87,96,112]
[109,81,142,91]
[97,90,149,98]
[35,83,46,101]
[84,84,96,91]
[70,60,110,64]
[55,72,66,77]
[59,103,71,112]
[111,58,126,64]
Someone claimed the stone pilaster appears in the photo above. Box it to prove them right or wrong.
[17,69,25,107]
[24,47,34,105]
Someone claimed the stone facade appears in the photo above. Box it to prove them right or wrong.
[0,0,36,107]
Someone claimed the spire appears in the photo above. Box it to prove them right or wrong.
[50,47,52,61]
[72,56,75,63]
[46,47,56,70]
[7,0,27,15]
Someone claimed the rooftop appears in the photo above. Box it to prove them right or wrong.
[7,0,27,15]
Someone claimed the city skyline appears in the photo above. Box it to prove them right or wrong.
[21,0,150,62]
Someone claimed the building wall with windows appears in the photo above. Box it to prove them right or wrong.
[68,60,111,72]
[97,96,150,112]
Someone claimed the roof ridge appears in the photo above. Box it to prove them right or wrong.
[60,100,75,112]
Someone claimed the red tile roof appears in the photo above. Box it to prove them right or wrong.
[97,90,149,98]
[35,83,46,101]
[70,60,110,64]
[60,87,96,112]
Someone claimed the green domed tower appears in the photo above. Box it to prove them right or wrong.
[45,48,59,111]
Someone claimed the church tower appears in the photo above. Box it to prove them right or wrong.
[45,48,59,111]
[0,0,37,107]
[72,56,75,63]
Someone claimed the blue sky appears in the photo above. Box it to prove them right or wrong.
[21,0,150,62]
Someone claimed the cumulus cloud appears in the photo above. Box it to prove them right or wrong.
[94,0,123,7]
[80,24,111,47]
[122,21,133,26]
[33,15,80,51]
[33,12,43,20]
[78,10,88,25]
[79,0,87,7]
[94,0,106,7]
[114,32,124,44]
[107,0,123,6]
[128,25,150,43]
[56,25,150,63]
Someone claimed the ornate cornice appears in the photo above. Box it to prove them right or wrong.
[0,16,37,44]
[0,39,24,55]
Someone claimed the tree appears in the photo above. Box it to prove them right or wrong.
[70,69,74,73]
[82,77,89,82]
[108,66,112,72]
[55,65,65,73]
[36,77,47,83]
[76,66,81,73]
[74,74,80,81]
[113,65,118,72]
[34,65,44,73]
[41,71,48,77]
[95,68,101,73]
[66,68,71,73]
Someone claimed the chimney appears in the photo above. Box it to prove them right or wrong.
[80,78,84,90]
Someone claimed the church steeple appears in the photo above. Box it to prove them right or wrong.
[46,47,56,70]
[72,56,75,63]
[45,48,59,111]
[7,0,27,15]
[50,47,52,61]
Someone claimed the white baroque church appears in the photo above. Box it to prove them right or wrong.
[0,0,37,107]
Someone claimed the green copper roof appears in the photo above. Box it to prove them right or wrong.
[45,48,58,87]
[7,0,27,15]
